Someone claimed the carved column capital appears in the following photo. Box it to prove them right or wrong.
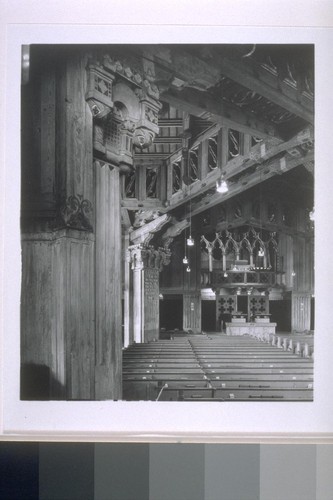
[128,244,171,272]
[145,246,171,271]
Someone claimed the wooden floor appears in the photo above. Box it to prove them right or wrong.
[122,332,314,402]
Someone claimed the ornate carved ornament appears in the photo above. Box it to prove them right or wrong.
[102,53,160,100]
[133,210,160,228]
[201,227,278,259]
[60,194,93,232]
[86,63,115,119]
[128,244,171,271]
[87,55,163,158]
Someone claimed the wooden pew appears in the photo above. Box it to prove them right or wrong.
[157,386,313,401]
[122,332,314,401]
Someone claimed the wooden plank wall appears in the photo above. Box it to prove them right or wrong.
[183,292,201,333]
[292,292,312,332]
[21,231,95,400]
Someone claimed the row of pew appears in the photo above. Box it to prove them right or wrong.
[122,333,314,402]
[248,330,314,358]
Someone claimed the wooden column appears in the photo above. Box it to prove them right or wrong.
[132,258,144,344]
[129,245,170,343]
[123,232,130,348]
[21,51,96,401]
[94,161,122,400]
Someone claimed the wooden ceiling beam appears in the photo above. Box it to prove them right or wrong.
[217,57,314,124]
[161,87,281,140]
[149,46,313,123]
[157,149,313,243]
[189,150,314,217]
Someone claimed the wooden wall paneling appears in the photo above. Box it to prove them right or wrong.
[293,234,314,293]
[278,232,294,289]
[160,239,183,290]
[292,292,312,332]
[183,292,201,333]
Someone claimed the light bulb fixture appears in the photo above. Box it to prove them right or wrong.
[183,256,189,264]
[187,236,194,246]
[216,177,229,194]
[186,187,195,247]
[223,271,228,278]
[186,266,191,273]
[291,270,296,277]
[159,293,164,299]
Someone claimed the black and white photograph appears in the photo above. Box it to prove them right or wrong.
[19,43,315,404]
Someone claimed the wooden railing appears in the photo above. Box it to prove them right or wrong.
[201,269,285,288]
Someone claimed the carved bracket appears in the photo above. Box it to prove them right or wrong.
[161,218,189,249]
[130,213,170,245]
[86,63,115,119]
[133,92,162,149]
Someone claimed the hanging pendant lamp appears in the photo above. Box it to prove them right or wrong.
[187,189,195,246]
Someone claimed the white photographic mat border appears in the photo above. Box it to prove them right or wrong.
[1,18,333,440]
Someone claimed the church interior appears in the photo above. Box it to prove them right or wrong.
[20,43,314,402]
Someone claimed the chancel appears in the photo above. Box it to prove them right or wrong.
[20,44,314,402]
